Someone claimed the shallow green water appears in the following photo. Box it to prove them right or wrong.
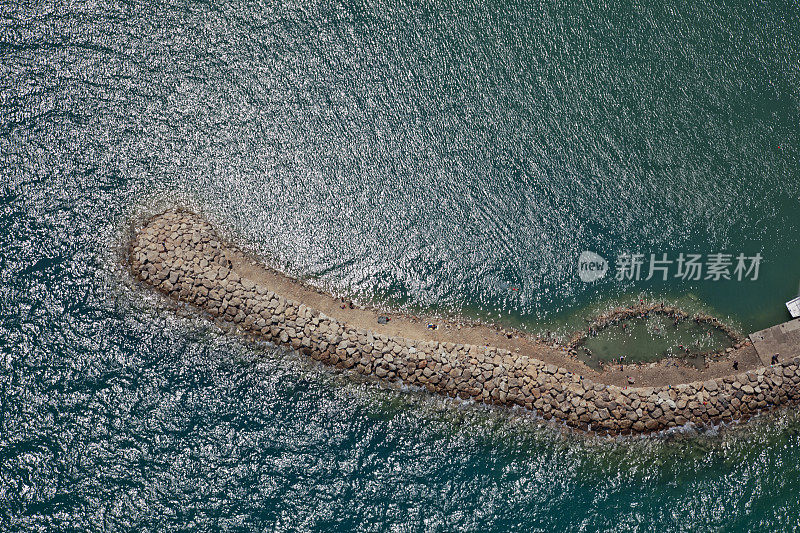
[2,0,800,530]
[579,316,734,367]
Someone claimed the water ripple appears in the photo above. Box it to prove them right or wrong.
[2,0,800,530]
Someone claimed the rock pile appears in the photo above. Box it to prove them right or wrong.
[128,210,800,434]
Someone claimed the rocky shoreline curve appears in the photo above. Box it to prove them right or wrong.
[126,210,800,435]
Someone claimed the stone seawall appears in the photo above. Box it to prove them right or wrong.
[127,210,800,434]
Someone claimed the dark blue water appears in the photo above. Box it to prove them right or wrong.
[3,0,800,530]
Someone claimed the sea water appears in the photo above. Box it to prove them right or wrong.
[2,0,800,530]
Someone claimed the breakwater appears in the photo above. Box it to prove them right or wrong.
[127,210,800,434]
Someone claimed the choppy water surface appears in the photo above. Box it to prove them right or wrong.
[2,0,800,530]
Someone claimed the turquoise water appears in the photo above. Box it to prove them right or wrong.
[2,0,800,530]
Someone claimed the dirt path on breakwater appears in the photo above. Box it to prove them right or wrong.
[190,223,759,389]
[124,210,799,434]
[227,245,762,387]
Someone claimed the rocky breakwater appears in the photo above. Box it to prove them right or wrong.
[127,210,800,435]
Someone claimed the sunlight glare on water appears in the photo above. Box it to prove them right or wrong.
[1,0,800,530]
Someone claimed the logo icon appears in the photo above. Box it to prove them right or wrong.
[578,251,608,282]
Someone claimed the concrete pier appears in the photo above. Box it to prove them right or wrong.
[751,319,800,366]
